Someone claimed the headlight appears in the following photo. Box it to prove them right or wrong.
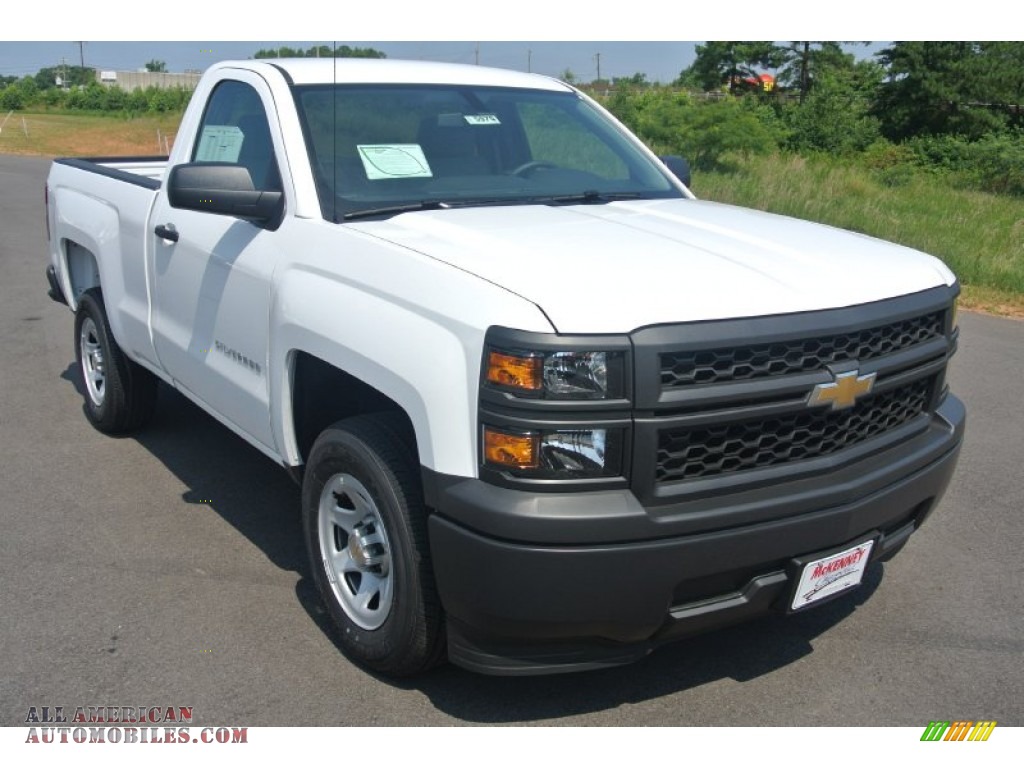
[483,426,623,478]
[544,351,608,397]
[485,347,624,400]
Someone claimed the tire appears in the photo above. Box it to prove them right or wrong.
[302,413,445,676]
[74,288,157,434]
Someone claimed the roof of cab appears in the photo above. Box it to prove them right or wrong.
[213,58,573,91]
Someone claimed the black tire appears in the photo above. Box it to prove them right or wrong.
[302,413,445,676]
[74,288,157,434]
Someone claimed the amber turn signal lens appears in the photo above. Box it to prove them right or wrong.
[483,428,539,470]
[486,351,543,391]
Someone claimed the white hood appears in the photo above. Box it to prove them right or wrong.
[349,198,956,333]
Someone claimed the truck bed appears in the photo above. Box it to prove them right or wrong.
[52,155,168,188]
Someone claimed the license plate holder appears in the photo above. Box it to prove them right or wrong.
[789,538,876,612]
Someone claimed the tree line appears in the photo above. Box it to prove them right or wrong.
[1,42,1019,196]
[595,42,1024,196]
[0,46,387,114]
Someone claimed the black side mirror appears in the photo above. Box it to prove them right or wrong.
[659,155,691,189]
[167,163,283,228]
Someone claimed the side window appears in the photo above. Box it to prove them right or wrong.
[517,102,628,180]
[193,80,282,192]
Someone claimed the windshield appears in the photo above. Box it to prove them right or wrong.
[291,84,683,221]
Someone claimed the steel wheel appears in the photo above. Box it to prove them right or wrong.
[318,472,394,630]
[79,316,106,408]
[302,414,445,676]
[73,288,157,434]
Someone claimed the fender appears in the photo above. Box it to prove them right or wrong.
[268,231,553,477]
[50,175,159,367]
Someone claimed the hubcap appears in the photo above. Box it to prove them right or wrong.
[318,473,393,630]
[80,317,106,408]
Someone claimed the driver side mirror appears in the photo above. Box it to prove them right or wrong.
[659,155,691,190]
[167,163,284,229]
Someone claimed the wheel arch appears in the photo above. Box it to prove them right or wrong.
[62,238,102,311]
[287,350,420,467]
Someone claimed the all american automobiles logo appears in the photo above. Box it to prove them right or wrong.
[23,705,247,745]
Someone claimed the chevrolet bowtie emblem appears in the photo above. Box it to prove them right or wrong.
[807,369,877,410]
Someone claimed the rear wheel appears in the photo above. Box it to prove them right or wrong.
[302,414,444,676]
[74,288,157,433]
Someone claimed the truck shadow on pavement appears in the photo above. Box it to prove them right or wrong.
[61,366,306,573]
[60,365,885,723]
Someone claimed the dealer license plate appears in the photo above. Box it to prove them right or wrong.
[791,539,875,611]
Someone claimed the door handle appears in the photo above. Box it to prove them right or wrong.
[155,224,179,242]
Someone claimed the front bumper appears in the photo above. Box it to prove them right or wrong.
[427,394,964,675]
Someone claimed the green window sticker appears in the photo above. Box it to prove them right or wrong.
[357,145,433,179]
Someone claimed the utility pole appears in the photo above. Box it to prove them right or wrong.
[475,43,480,65]
[527,49,532,73]
[78,42,85,69]
[595,52,601,82]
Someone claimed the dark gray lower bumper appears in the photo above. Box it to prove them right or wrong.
[427,395,964,675]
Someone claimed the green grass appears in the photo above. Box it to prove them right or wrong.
[695,154,1024,301]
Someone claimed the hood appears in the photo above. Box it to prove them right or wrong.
[347,198,955,333]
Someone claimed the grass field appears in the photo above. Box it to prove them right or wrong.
[0,111,183,157]
[697,155,1024,317]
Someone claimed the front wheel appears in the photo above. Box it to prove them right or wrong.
[302,414,444,676]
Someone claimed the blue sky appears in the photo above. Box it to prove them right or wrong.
[2,1,992,83]
[0,41,704,84]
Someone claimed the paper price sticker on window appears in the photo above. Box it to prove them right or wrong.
[464,114,501,126]
[195,125,245,163]
[357,145,433,179]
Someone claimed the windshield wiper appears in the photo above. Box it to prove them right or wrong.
[342,192,645,220]
[343,196,549,220]
[343,200,451,221]
[536,190,645,205]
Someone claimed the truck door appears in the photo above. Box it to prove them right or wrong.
[149,74,284,455]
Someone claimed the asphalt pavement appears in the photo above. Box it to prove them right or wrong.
[1,153,1020,726]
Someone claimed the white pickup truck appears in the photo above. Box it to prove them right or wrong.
[45,58,965,676]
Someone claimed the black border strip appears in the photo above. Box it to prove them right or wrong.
[54,157,164,190]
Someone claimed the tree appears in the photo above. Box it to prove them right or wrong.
[253,45,386,59]
[615,89,782,170]
[145,60,167,73]
[783,69,881,154]
[34,64,94,90]
[872,42,1005,140]
[0,85,24,111]
[776,42,856,103]
[677,42,786,93]
[612,72,650,88]
[971,42,1024,131]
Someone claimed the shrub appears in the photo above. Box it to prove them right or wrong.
[0,85,24,111]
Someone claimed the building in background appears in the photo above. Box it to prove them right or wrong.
[96,70,201,91]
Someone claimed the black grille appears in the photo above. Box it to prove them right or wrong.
[660,311,944,389]
[656,377,934,483]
